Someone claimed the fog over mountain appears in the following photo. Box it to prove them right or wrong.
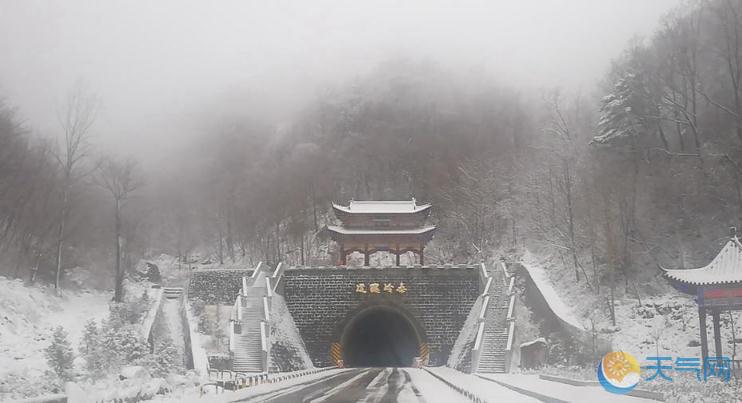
[9,2,742,402]
[0,0,677,158]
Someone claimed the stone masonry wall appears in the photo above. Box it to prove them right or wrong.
[281,266,480,367]
[187,268,253,304]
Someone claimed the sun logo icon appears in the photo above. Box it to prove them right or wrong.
[597,351,641,395]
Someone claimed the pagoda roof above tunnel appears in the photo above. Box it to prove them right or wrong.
[332,199,431,215]
[662,237,742,285]
[326,224,436,236]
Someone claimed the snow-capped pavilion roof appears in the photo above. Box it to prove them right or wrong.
[332,199,431,215]
[663,238,742,285]
[326,225,436,235]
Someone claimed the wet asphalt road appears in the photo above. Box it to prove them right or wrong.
[233,368,428,403]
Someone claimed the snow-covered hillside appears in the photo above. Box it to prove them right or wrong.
[0,276,110,397]
[520,250,742,361]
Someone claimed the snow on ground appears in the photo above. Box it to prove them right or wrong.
[426,366,538,402]
[162,298,185,369]
[521,251,586,331]
[482,374,657,402]
[0,276,110,380]
[149,368,348,402]
[447,296,482,369]
[610,293,742,361]
[404,368,467,403]
[520,249,742,362]
[270,295,314,369]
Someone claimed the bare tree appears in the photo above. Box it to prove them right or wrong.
[94,156,141,302]
[441,158,500,259]
[52,85,96,293]
[543,91,593,289]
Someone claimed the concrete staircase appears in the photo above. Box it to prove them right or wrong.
[476,265,514,373]
[478,329,509,372]
[231,264,271,373]
[233,294,265,372]
[163,287,183,299]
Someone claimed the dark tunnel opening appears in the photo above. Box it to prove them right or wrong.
[343,308,420,367]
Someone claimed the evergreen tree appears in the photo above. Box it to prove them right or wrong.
[593,72,650,145]
[45,326,75,381]
[143,337,180,376]
[79,319,105,377]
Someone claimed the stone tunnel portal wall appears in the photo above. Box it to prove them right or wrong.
[280,266,480,367]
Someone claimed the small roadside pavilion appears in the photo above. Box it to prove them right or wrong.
[662,231,742,363]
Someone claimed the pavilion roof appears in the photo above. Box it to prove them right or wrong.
[663,238,742,285]
[326,225,436,236]
[332,199,431,215]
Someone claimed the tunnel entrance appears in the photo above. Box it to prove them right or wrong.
[342,307,421,367]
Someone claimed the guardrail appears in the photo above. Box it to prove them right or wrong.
[267,366,336,383]
[204,366,338,394]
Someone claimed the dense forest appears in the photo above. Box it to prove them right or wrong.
[2,0,742,306]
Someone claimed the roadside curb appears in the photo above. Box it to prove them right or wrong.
[537,374,665,401]
[475,374,568,403]
[423,368,488,403]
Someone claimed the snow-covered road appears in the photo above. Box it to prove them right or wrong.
[153,366,662,402]
[230,367,528,403]
[481,374,659,403]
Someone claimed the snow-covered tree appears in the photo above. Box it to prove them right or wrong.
[143,337,180,376]
[45,326,75,381]
[593,72,650,146]
[79,319,106,377]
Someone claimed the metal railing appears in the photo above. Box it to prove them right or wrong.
[482,277,492,296]
[263,296,271,322]
[470,261,519,373]
[271,262,285,292]
[265,277,273,300]
[503,262,517,373]
[471,262,492,373]
[471,322,486,373]
[260,321,269,372]
[478,262,488,288]
[251,261,263,279]
[478,296,490,322]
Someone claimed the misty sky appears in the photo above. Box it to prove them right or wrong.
[0,0,679,157]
